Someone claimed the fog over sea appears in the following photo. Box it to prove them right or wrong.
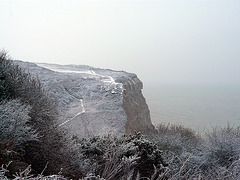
[143,84,240,132]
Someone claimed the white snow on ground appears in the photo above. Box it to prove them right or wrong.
[90,70,96,75]
[36,63,95,75]
[102,75,123,93]
[36,63,123,126]
[49,69,94,74]
[59,99,85,127]
[36,63,123,92]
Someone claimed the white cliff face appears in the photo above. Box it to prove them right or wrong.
[15,61,154,137]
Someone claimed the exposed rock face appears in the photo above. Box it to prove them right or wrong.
[15,61,155,137]
[122,78,154,134]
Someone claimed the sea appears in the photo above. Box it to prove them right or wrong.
[143,84,240,132]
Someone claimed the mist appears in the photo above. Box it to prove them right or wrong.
[1,0,240,87]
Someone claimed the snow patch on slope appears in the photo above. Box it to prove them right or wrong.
[59,99,85,127]
[36,63,123,94]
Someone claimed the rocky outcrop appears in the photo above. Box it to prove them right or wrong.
[122,78,155,134]
[15,61,155,137]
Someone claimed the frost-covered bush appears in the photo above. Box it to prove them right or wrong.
[202,125,240,167]
[146,124,202,179]
[74,133,166,179]
[157,159,240,180]
[0,51,81,178]
[200,159,240,180]
[0,163,68,180]
[0,51,11,100]
[0,50,58,130]
[148,124,240,179]
[0,99,38,144]
[151,123,201,158]
[1,162,107,180]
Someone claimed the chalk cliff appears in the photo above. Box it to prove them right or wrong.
[15,61,155,137]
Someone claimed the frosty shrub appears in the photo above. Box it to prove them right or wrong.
[148,124,240,179]
[0,162,107,180]
[0,162,68,180]
[0,99,38,144]
[145,124,203,179]
[0,50,58,130]
[0,51,81,178]
[74,133,166,179]
[0,50,11,100]
[152,123,201,156]
[202,125,240,167]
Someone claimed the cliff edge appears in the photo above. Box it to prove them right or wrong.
[15,61,155,137]
[122,77,155,134]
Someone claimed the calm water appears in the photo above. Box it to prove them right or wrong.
[143,85,240,131]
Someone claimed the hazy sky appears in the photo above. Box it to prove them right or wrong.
[1,0,240,87]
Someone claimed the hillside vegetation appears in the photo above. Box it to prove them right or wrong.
[1,51,240,179]
[0,51,81,179]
